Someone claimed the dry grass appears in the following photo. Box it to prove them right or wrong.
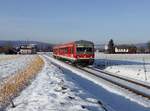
[0,55,44,108]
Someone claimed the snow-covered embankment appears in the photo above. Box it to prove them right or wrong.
[6,56,105,111]
[0,55,44,109]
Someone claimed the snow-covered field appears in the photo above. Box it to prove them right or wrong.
[6,56,105,111]
[0,55,35,85]
[0,55,20,61]
[42,55,150,110]
[95,53,150,61]
[94,53,150,83]
[1,54,150,111]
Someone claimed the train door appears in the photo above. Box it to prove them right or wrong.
[68,47,71,57]
[73,43,77,59]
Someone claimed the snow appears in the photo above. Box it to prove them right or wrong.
[43,55,150,110]
[0,55,36,85]
[95,53,150,61]
[94,52,150,83]
[6,56,105,111]
[83,67,150,95]
[104,66,150,82]
[2,54,150,111]
[0,55,19,61]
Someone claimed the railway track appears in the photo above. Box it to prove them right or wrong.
[44,55,120,111]
[44,55,150,100]
[88,66,150,89]
[78,66,150,99]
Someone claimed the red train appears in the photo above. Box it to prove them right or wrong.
[53,40,95,66]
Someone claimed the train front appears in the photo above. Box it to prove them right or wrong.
[74,40,95,66]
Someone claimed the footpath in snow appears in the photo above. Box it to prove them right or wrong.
[6,56,105,111]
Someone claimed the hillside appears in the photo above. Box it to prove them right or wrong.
[0,40,54,51]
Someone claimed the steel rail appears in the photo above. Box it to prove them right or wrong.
[89,66,150,89]
[44,55,150,100]
[78,66,150,99]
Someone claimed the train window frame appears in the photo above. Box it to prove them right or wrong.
[76,47,93,54]
[71,47,73,54]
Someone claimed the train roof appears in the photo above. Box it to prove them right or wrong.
[75,40,94,44]
[53,40,94,49]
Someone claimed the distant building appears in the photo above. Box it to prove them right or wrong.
[115,47,129,53]
[19,44,37,54]
[104,44,108,51]
[114,45,137,54]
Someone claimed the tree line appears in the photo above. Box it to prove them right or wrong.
[0,43,17,54]
[0,42,53,54]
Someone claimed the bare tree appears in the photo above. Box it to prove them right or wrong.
[3,41,17,54]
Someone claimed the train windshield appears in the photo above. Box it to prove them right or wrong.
[76,47,93,54]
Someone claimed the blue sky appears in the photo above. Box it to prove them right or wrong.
[0,0,150,44]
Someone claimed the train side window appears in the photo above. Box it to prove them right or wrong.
[64,48,67,53]
[68,48,70,54]
[66,48,68,53]
[71,48,73,54]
